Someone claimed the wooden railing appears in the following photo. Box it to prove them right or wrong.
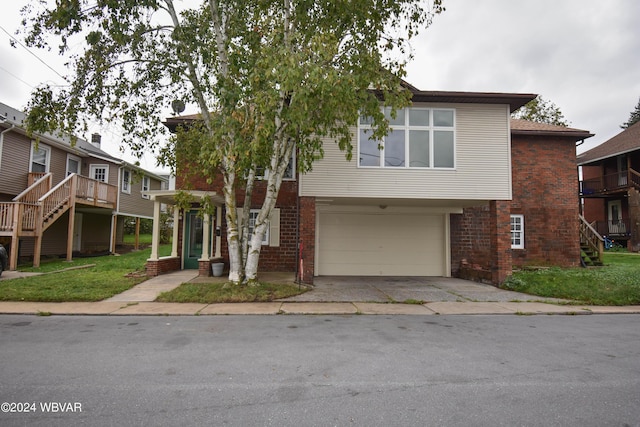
[580,168,640,195]
[28,172,48,186]
[579,214,604,265]
[631,169,640,189]
[0,202,16,233]
[39,174,73,228]
[13,173,53,203]
[75,175,117,207]
[1,174,117,236]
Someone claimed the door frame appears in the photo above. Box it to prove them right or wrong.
[73,212,83,252]
[183,210,213,269]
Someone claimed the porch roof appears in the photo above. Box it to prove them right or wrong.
[143,190,225,206]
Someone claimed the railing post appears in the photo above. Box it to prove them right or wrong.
[33,204,43,268]
[66,174,77,262]
[9,203,21,271]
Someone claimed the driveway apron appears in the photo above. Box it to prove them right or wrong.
[279,276,561,303]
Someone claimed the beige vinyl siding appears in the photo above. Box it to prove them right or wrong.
[0,132,32,196]
[48,144,70,185]
[118,176,162,217]
[300,103,512,200]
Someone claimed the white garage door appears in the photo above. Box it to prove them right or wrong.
[317,211,445,276]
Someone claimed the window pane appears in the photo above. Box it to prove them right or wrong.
[409,130,430,167]
[409,109,430,126]
[384,129,405,167]
[384,107,405,126]
[67,158,79,175]
[359,129,381,166]
[433,110,454,127]
[434,131,454,168]
[249,210,269,244]
[31,163,46,173]
[33,148,47,164]
[359,115,374,125]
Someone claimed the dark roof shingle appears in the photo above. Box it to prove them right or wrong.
[577,121,640,165]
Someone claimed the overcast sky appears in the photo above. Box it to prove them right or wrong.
[2,0,639,172]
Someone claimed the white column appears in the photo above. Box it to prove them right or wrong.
[149,199,160,260]
[200,212,210,260]
[215,205,222,258]
[171,206,179,257]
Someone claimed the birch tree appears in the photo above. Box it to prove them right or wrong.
[20,0,444,284]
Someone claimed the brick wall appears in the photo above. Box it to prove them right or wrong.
[298,196,316,284]
[146,256,180,276]
[177,167,299,274]
[451,134,581,284]
[511,134,581,267]
[450,204,492,280]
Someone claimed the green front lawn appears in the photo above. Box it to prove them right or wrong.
[502,252,640,306]
[0,245,171,302]
[156,281,307,303]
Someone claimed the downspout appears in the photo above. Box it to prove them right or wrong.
[1,124,16,269]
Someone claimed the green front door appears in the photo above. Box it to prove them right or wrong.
[184,211,204,269]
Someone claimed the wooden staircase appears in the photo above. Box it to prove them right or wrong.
[579,214,604,266]
[1,173,117,269]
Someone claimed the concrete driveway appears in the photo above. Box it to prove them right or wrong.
[280,276,562,303]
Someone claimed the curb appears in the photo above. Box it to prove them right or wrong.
[0,301,638,316]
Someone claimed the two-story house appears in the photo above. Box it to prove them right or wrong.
[0,102,167,270]
[578,121,640,252]
[144,85,592,285]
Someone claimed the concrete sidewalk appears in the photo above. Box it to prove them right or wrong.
[0,299,638,316]
[0,270,638,316]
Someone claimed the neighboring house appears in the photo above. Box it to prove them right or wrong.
[0,102,167,270]
[144,85,592,284]
[578,121,640,252]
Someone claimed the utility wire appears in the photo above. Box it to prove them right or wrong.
[0,24,68,83]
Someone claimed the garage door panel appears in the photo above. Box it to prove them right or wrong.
[318,211,445,276]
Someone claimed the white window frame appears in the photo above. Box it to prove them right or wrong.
[257,151,296,181]
[89,164,109,182]
[511,214,525,249]
[66,154,82,176]
[358,107,456,169]
[29,141,51,173]
[249,209,269,245]
[141,176,150,199]
[121,169,131,194]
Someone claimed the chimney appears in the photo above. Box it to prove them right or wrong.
[91,133,101,149]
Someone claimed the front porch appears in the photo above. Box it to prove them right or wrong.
[144,190,225,277]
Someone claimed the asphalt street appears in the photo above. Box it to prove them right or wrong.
[1,314,639,426]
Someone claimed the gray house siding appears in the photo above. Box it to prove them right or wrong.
[118,172,163,218]
[0,131,32,197]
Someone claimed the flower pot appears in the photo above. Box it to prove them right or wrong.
[211,262,224,277]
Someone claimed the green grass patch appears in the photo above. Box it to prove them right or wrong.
[0,245,171,302]
[502,252,640,306]
[122,233,153,245]
[157,281,308,303]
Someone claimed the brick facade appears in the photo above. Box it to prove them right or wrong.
[146,256,180,277]
[511,135,581,267]
[160,119,584,286]
[450,133,581,284]
[298,196,316,284]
